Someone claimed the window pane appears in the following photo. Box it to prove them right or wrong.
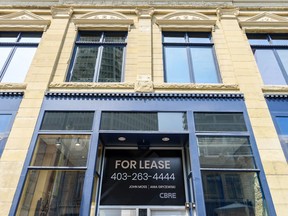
[0,47,12,72]
[202,171,269,216]
[190,47,219,83]
[188,32,211,43]
[101,112,158,130]
[17,170,85,216]
[164,47,190,83]
[78,32,101,42]
[98,46,123,82]
[100,112,187,131]
[254,49,286,85]
[270,34,288,45]
[0,114,12,132]
[275,117,288,135]
[40,111,94,131]
[1,47,37,83]
[198,136,255,169]
[194,113,247,132]
[70,46,98,82]
[0,32,18,42]
[99,209,137,216]
[277,49,288,76]
[158,112,188,131]
[31,135,90,167]
[247,34,269,45]
[163,32,185,43]
[104,32,126,43]
[19,32,42,43]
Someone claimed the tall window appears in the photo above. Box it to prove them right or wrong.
[0,32,42,82]
[248,34,288,85]
[273,116,288,161]
[195,113,269,216]
[16,111,94,215]
[67,31,127,82]
[0,114,12,156]
[163,32,220,83]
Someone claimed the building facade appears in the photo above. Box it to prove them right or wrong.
[0,0,288,215]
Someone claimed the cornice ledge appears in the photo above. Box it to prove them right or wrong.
[153,83,239,91]
[0,83,27,90]
[49,82,135,90]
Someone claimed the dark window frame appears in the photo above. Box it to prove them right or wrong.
[0,32,42,82]
[162,32,221,83]
[66,31,127,83]
[248,33,288,85]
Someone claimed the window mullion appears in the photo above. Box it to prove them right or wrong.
[94,46,103,82]
[187,46,195,83]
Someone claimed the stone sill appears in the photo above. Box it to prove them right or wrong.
[49,82,239,93]
[262,85,288,93]
[0,83,27,91]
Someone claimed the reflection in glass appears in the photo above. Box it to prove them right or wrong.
[247,34,269,45]
[194,113,247,132]
[164,47,190,83]
[31,135,90,167]
[17,170,85,216]
[104,32,126,43]
[98,47,123,82]
[163,32,186,43]
[151,210,186,216]
[70,46,99,82]
[1,47,37,82]
[100,112,187,131]
[99,209,137,216]
[202,171,268,216]
[0,114,12,132]
[198,136,255,169]
[0,32,18,42]
[270,34,288,45]
[40,111,94,131]
[275,116,288,134]
[277,50,288,76]
[188,32,211,43]
[254,49,286,85]
[19,33,42,43]
[190,47,218,83]
[0,47,13,71]
[79,32,101,42]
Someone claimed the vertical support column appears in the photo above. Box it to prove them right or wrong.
[217,7,279,215]
[0,7,73,216]
[134,8,154,92]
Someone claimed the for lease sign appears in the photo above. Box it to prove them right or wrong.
[100,149,186,205]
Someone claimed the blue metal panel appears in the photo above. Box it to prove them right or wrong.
[80,111,101,216]
[0,92,23,111]
[187,111,206,216]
